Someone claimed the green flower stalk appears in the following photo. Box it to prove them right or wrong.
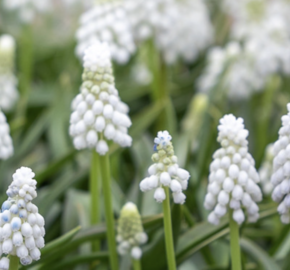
[117,202,147,267]
[69,42,133,270]
[140,131,190,270]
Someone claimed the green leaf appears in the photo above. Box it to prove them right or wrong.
[240,238,281,270]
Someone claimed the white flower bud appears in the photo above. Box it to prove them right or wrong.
[96,140,109,155]
[233,209,245,225]
[12,231,23,246]
[170,180,182,193]
[25,236,36,250]
[2,239,13,254]
[131,246,142,259]
[217,190,229,205]
[160,172,171,186]
[154,188,166,203]
[30,247,41,261]
[0,257,9,270]
[173,192,186,204]
[17,244,28,258]
[147,175,159,189]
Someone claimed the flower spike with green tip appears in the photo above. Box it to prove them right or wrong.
[116,202,147,260]
[140,131,190,204]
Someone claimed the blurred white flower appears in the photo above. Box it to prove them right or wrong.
[140,131,190,204]
[75,1,136,64]
[0,110,13,160]
[131,63,152,86]
[0,35,18,112]
[125,0,213,64]
[204,114,262,225]
[69,42,132,155]
[116,202,147,259]
[2,0,51,23]
[271,104,290,224]
[198,42,266,100]
[259,143,274,195]
[0,167,45,266]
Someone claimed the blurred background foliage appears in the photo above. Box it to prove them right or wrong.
[1,0,290,269]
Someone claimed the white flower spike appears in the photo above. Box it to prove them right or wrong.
[0,35,18,112]
[204,114,262,225]
[140,131,190,204]
[271,104,290,224]
[69,42,132,155]
[116,202,147,259]
[76,1,136,64]
[0,110,13,160]
[0,167,45,266]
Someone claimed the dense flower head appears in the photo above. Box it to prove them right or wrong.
[75,0,136,64]
[116,202,147,259]
[125,0,213,64]
[271,104,290,223]
[198,41,269,100]
[0,35,18,112]
[0,167,45,267]
[2,0,51,23]
[0,110,13,160]
[204,114,262,225]
[259,143,274,195]
[69,42,132,155]
[140,131,190,204]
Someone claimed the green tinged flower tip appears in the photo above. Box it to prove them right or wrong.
[140,131,190,204]
[116,202,147,260]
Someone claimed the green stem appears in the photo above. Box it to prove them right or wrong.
[162,187,177,270]
[229,210,241,270]
[132,259,142,270]
[99,153,119,270]
[90,150,100,251]
[15,24,33,125]
[148,41,176,133]
[9,256,19,270]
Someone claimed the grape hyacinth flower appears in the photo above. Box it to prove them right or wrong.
[204,114,262,225]
[0,35,18,112]
[140,131,190,204]
[125,0,213,64]
[259,143,274,195]
[69,42,132,155]
[271,104,290,224]
[0,167,45,268]
[75,1,136,64]
[0,110,13,160]
[116,202,147,260]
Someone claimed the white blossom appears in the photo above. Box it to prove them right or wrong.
[125,0,213,64]
[204,114,262,225]
[0,110,13,160]
[271,104,290,223]
[75,1,136,64]
[0,167,45,266]
[140,131,190,204]
[69,42,132,155]
[0,35,18,112]
[116,202,147,259]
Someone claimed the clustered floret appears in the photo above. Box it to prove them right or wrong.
[271,104,290,224]
[0,167,45,268]
[116,202,147,259]
[76,0,213,65]
[204,114,262,225]
[69,42,132,155]
[0,110,13,160]
[75,1,136,64]
[140,131,190,204]
[0,35,18,112]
